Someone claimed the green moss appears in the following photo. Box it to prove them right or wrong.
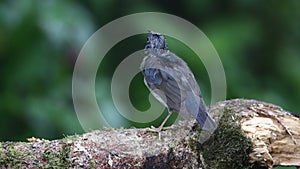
[62,134,78,140]
[0,142,32,168]
[90,159,96,168]
[189,108,253,169]
[43,141,73,168]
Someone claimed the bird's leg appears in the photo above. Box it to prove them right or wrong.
[156,110,173,133]
[147,111,173,140]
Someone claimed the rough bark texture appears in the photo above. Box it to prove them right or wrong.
[0,99,299,168]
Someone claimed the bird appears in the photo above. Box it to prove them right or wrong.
[140,31,217,133]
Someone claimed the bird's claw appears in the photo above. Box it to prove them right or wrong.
[146,126,162,140]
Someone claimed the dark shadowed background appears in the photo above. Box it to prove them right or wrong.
[0,2,299,167]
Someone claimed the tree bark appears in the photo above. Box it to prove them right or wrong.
[0,99,299,168]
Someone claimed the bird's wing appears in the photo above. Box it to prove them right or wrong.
[141,52,197,119]
[143,67,183,114]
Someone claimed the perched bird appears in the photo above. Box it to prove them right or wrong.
[140,31,217,132]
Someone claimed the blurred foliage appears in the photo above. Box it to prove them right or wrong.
[0,0,299,155]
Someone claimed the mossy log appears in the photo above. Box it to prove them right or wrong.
[0,99,299,168]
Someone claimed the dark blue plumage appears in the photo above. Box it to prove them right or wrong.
[140,31,217,132]
[144,68,163,85]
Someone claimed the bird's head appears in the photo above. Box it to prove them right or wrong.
[145,31,168,50]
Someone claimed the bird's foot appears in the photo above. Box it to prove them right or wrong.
[146,126,173,140]
[146,126,162,140]
[150,125,163,132]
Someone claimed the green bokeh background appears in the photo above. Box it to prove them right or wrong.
[0,1,299,167]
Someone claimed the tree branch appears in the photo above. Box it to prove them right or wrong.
[0,99,299,168]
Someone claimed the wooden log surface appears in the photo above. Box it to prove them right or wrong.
[0,99,299,168]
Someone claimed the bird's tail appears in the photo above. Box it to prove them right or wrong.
[196,106,217,131]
